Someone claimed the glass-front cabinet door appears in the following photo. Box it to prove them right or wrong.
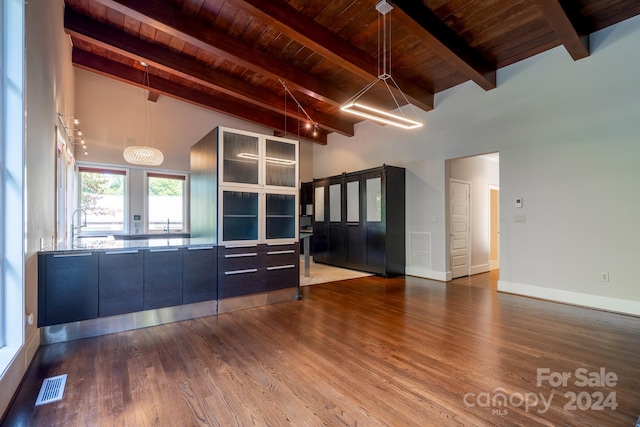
[265,193,297,241]
[217,127,298,245]
[265,137,298,189]
[220,129,260,186]
[220,190,259,243]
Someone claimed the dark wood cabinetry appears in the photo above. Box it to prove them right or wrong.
[313,165,405,277]
[217,245,263,298]
[38,252,99,326]
[98,250,144,317]
[217,243,300,298]
[191,127,300,303]
[263,243,300,292]
[38,242,217,328]
[182,246,217,304]
[143,248,183,310]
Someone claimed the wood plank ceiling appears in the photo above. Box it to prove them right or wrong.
[64,0,640,145]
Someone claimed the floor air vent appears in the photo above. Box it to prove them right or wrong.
[35,374,67,406]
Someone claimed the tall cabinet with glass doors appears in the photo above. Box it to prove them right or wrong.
[313,165,405,277]
[190,127,300,306]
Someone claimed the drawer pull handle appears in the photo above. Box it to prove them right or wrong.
[224,253,258,258]
[105,250,139,255]
[225,244,257,249]
[224,268,258,275]
[267,250,295,255]
[266,243,293,247]
[149,248,180,253]
[53,252,93,258]
[267,264,296,271]
[187,246,214,251]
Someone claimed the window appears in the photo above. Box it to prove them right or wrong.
[1,0,25,369]
[79,167,127,234]
[147,172,186,232]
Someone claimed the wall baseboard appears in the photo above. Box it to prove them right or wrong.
[406,267,448,282]
[471,263,490,276]
[25,331,40,369]
[498,280,640,317]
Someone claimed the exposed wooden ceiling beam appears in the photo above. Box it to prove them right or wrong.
[64,8,353,137]
[89,0,351,110]
[226,0,434,112]
[534,0,590,60]
[389,0,496,91]
[71,48,328,145]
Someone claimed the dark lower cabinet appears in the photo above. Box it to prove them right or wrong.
[217,245,262,298]
[182,246,217,304]
[263,245,299,292]
[99,250,143,317]
[143,248,183,310]
[39,244,218,327]
[38,252,99,326]
[218,243,299,298]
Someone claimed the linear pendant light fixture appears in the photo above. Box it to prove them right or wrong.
[341,0,423,130]
[123,62,164,166]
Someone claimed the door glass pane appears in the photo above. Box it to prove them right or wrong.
[223,131,259,184]
[330,183,341,222]
[314,186,324,221]
[266,194,296,239]
[366,177,382,222]
[222,191,258,241]
[347,181,359,223]
[265,139,296,187]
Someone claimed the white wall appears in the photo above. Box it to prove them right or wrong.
[315,15,640,315]
[0,0,75,417]
[75,69,316,179]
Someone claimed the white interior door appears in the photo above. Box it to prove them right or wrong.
[450,180,470,279]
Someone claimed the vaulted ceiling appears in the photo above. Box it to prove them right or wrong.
[64,0,640,145]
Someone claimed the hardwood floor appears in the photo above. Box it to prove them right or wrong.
[3,275,640,426]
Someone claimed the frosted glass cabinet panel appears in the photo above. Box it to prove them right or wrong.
[222,131,259,185]
[312,165,405,277]
[265,193,296,239]
[198,127,299,245]
[314,186,325,222]
[329,183,341,222]
[366,177,382,222]
[347,181,359,223]
[265,139,297,188]
[221,191,259,242]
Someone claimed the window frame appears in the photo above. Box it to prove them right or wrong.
[144,171,188,234]
[77,165,129,236]
[1,0,25,371]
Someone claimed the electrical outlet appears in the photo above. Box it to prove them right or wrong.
[600,272,609,282]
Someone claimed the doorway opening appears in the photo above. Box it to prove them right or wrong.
[446,152,500,284]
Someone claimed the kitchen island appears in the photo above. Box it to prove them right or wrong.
[38,236,217,344]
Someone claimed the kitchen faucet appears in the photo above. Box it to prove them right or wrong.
[164,218,170,233]
[71,208,87,241]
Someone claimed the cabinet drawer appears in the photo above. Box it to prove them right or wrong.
[218,250,261,271]
[218,268,262,298]
[263,250,299,268]
[219,245,259,256]
[264,264,299,291]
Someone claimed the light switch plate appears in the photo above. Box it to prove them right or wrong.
[515,198,523,208]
